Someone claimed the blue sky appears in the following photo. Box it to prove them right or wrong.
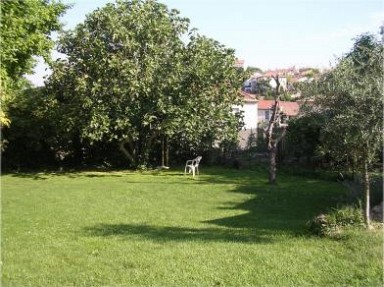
[26,0,383,85]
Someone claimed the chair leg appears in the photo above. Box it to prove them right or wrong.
[191,166,195,177]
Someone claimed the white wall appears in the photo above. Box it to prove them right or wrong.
[269,77,287,91]
[233,101,258,129]
[233,101,258,149]
[243,102,258,129]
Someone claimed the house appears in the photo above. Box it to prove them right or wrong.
[262,67,298,92]
[258,100,299,123]
[243,72,263,93]
[232,93,300,149]
[242,66,324,98]
[243,70,291,95]
[233,91,258,149]
[234,59,245,69]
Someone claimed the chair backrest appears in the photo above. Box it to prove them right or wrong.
[193,156,202,166]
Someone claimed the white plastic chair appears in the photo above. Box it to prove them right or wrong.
[184,156,202,177]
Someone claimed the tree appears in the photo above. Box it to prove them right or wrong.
[172,34,243,155]
[246,66,263,74]
[265,75,288,184]
[287,110,325,164]
[318,33,383,228]
[47,0,244,168]
[2,86,60,168]
[0,0,67,127]
[255,77,274,97]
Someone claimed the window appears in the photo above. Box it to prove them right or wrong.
[265,110,270,120]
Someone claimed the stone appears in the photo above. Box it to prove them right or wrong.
[370,201,383,222]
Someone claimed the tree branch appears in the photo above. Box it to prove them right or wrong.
[275,126,287,144]
[119,140,136,165]
[265,75,281,151]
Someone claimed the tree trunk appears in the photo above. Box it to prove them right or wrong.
[363,160,371,229]
[265,75,281,185]
[269,144,277,184]
[119,140,136,166]
[137,132,155,167]
[265,101,279,185]
[165,136,169,167]
[160,135,170,167]
[128,127,157,168]
[161,136,165,167]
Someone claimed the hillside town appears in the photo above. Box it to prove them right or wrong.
[234,60,323,149]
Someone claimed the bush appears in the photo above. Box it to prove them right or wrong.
[308,205,364,238]
[328,205,364,226]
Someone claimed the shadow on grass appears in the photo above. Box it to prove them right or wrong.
[83,223,272,244]
[9,166,342,243]
[4,167,190,180]
[83,170,342,243]
[5,170,128,180]
[202,173,341,234]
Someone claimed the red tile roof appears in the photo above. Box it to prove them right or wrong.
[240,90,257,102]
[258,100,299,116]
[234,59,245,68]
[262,67,297,78]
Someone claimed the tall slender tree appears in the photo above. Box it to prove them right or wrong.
[318,33,383,228]
[265,75,288,184]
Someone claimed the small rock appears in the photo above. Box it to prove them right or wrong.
[370,201,383,222]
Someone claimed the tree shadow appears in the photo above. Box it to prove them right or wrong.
[83,171,342,243]
[5,170,128,180]
[203,178,341,236]
[82,223,272,244]
[6,172,50,180]
[9,166,342,243]
[4,167,191,180]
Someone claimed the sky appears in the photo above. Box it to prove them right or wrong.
[26,0,384,86]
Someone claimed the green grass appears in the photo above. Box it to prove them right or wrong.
[1,167,383,286]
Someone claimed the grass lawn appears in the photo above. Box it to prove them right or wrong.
[1,167,383,286]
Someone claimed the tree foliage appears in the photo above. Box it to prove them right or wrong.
[317,33,383,227]
[2,87,60,167]
[46,0,244,168]
[287,110,325,164]
[318,34,383,169]
[0,0,67,127]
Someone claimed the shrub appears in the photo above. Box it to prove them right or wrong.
[308,205,364,238]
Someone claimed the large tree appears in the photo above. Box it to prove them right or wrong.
[0,0,67,127]
[318,33,383,228]
[47,0,243,168]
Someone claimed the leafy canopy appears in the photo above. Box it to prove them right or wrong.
[47,0,244,167]
[0,0,67,127]
[318,33,383,169]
